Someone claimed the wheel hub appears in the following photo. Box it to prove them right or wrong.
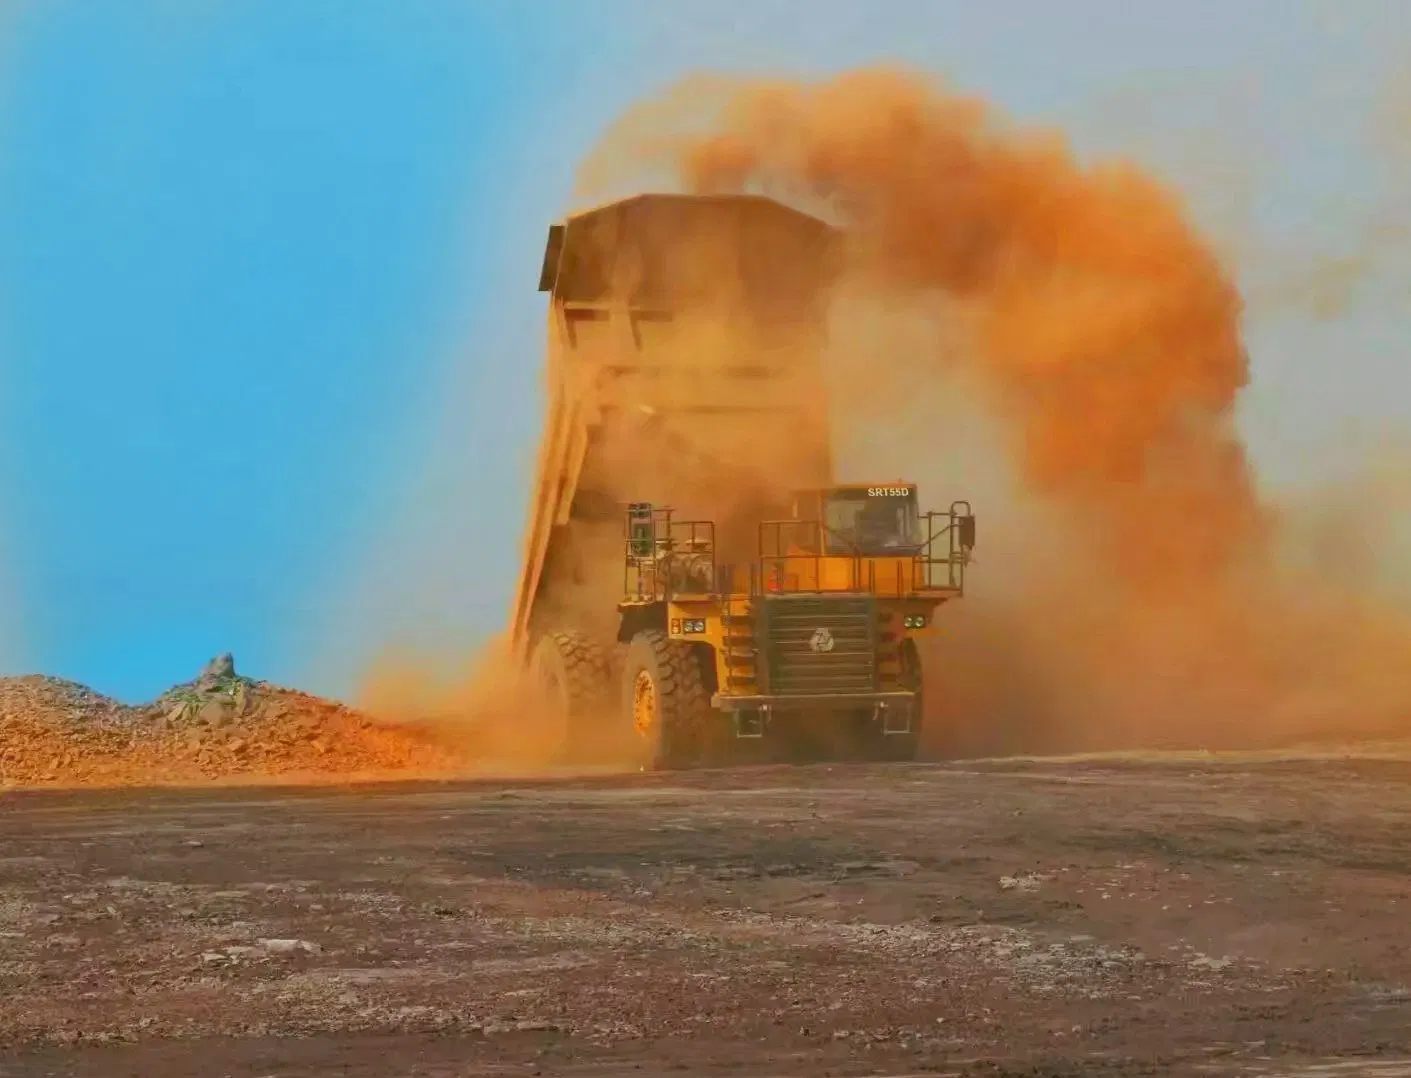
[632,669,657,738]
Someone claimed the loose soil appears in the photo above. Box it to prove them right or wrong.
[2,753,1410,1075]
[0,672,459,788]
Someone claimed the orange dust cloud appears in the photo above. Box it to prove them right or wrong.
[575,67,1411,752]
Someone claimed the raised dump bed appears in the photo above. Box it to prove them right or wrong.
[509,194,841,660]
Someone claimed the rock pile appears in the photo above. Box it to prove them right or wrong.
[0,655,459,788]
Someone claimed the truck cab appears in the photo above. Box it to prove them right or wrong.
[770,483,938,593]
[811,483,926,555]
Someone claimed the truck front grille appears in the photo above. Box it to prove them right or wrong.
[756,595,877,696]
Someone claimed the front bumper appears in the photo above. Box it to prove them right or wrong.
[711,690,917,712]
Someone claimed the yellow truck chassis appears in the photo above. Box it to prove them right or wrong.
[616,498,974,759]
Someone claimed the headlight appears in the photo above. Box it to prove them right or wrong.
[903,614,928,629]
[683,619,707,634]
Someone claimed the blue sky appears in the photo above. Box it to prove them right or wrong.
[0,1,1405,702]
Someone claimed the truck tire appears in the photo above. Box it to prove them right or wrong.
[529,629,613,760]
[620,629,714,770]
[866,638,923,762]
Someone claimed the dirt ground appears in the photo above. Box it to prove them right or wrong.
[2,752,1411,1077]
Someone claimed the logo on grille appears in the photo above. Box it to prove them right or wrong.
[808,627,836,653]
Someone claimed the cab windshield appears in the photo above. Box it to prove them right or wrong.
[822,488,922,555]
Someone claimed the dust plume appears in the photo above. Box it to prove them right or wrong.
[355,633,573,771]
[354,234,838,767]
[576,67,1411,752]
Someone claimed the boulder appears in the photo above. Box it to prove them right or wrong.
[197,699,234,728]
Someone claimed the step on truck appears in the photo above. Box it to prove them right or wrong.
[508,193,976,769]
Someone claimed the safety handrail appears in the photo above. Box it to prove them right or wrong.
[622,501,973,602]
[754,502,973,597]
[623,504,718,603]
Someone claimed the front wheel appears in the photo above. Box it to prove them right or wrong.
[619,630,715,770]
[865,638,923,762]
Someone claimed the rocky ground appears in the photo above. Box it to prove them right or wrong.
[1,754,1410,1075]
[0,656,459,787]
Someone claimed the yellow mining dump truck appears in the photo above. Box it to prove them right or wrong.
[509,193,975,769]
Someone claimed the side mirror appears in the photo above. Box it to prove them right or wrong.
[957,514,976,551]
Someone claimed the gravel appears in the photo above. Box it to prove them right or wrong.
[0,656,456,788]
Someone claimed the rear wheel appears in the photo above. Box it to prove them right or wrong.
[619,630,716,770]
[529,629,613,761]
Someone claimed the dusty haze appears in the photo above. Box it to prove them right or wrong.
[361,66,1411,758]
